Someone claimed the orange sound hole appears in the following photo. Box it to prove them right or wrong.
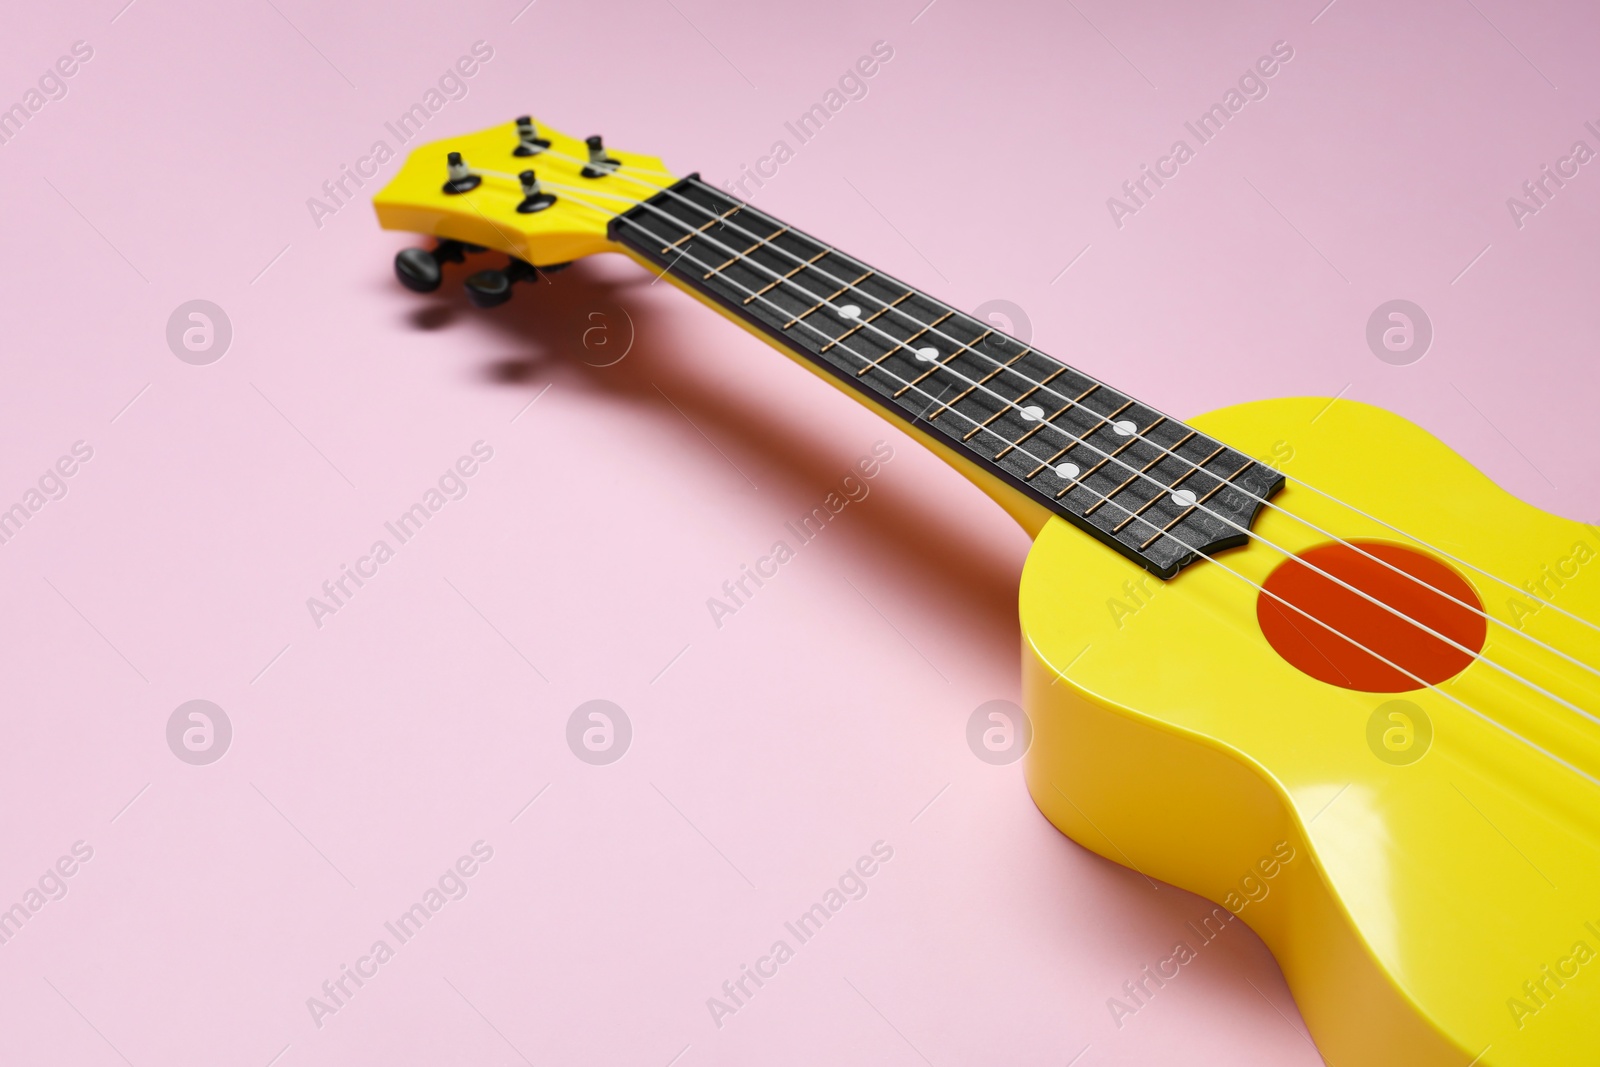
[1257,541,1486,692]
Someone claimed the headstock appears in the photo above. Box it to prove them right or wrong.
[373,115,675,305]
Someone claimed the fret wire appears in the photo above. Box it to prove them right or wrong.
[673,183,1151,457]
[1052,400,1139,499]
[703,226,789,279]
[821,290,916,353]
[743,210,1010,395]
[898,329,998,401]
[918,334,1016,409]
[989,368,1073,460]
[1110,437,1217,533]
[829,318,1142,511]
[1138,457,1256,550]
[1025,384,1105,476]
[744,249,831,305]
[1069,397,1136,449]
[961,396,1025,441]
[921,357,988,414]
[640,185,1600,758]
[655,182,1242,478]
[616,191,1600,768]
[631,189,1599,749]
[932,351,1024,421]
[896,346,967,403]
[768,243,883,308]
[798,258,1247,545]
[648,185,1598,777]
[781,270,876,330]
[668,182,1268,523]
[945,327,996,357]
[666,194,1234,505]
[615,183,1279,576]
[633,200,1146,521]
[675,188,1224,511]
[862,311,953,379]
[959,368,1059,442]
[1161,440,1225,494]
[1082,418,1175,516]
[663,202,743,251]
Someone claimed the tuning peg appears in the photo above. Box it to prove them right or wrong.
[393,238,484,293]
[441,151,482,194]
[464,257,539,308]
[581,135,619,178]
[516,170,557,214]
[513,116,551,157]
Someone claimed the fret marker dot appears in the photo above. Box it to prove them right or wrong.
[915,347,939,362]
[1054,463,1080,480]
[836,304,861,319]
[1019,405,1045,422]
[1113,420,1138,436]
[1171,489,1198,507]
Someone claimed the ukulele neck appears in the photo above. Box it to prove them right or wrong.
[609,176,1282,579]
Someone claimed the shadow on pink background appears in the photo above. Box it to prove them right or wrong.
[0,0,1595,1063]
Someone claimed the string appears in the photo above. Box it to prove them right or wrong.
[528,167,1600,724]
[513,172,1600,725]
[516,159,1600,668]
[580,161,1600,644]
[450,162,1600,730]
[517,177,1600,789]
[524,151,1600,640]
[1253,472,1600,639]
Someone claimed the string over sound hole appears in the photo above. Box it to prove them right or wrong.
[1257,541,1486,693]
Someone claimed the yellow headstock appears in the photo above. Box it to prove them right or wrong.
[372,115,675,270]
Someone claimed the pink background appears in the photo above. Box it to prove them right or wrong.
[2,0,1597,1064]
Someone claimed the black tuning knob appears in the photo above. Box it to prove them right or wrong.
[442,151,481,194]
[513,115,551,157]
[393,238,483,293]
[581,135,619,178]
[464,257,539,308]
[516,170,557,213]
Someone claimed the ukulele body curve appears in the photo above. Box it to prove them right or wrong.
[1021,395,1600,1066]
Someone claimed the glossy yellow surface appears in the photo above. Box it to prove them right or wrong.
[1022,396,1600,1065]
[376,117,1600,1064]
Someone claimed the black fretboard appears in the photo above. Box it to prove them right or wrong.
[609,177,1282,579]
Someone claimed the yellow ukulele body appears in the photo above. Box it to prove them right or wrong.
[373,118,1600,1066]
[1023,394,1600,1066]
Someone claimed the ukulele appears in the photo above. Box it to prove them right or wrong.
[371,116,1600,1066]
